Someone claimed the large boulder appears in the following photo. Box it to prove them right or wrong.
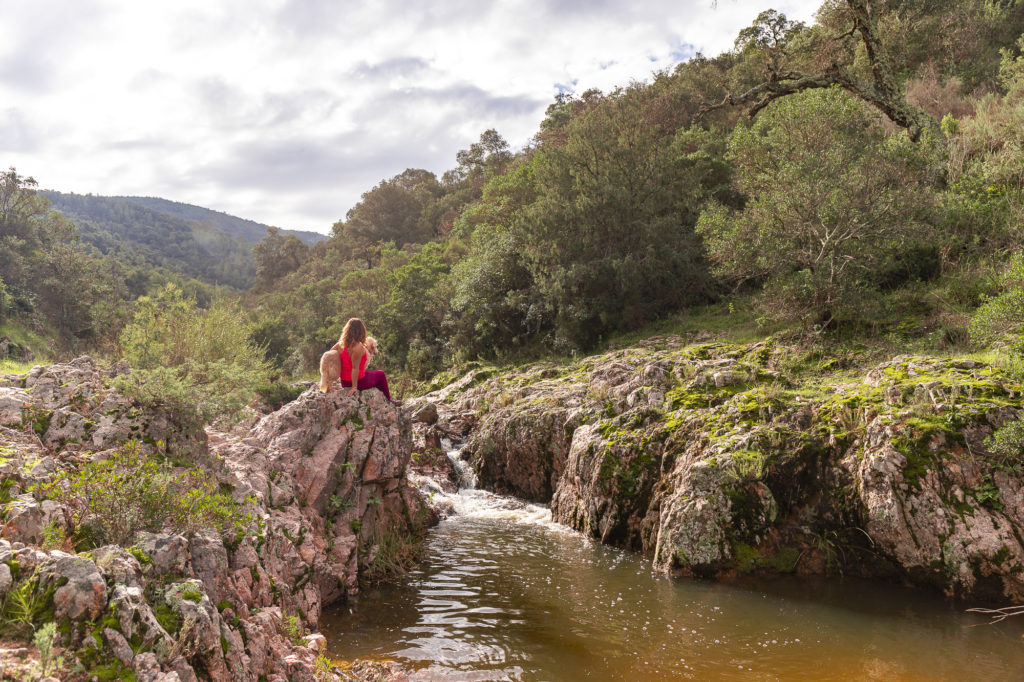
[0,357,430,681]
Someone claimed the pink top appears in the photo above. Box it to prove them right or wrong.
[340,346,367,383]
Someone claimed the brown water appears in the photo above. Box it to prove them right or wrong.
[322,487,1024,681]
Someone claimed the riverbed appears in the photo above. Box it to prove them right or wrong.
[321,484,1024,681]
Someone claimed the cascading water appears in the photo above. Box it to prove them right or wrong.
[434,443,559,528]
[320,443,1024,681]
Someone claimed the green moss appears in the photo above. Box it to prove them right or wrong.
[20,405,52,438]
[180,588,203,603]
[734,542,760,572]
[152,602,183,635]
[763,546,801,572]
[88,661,138,682]
[127,546,152,566]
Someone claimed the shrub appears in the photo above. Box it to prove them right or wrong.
[118,284,270,425]
[696,87,941,330]
[970,252,1024,369]
[34,621,63,676]
[44,441,250,547]
[254,377,304,411]
[986,419,1024,473]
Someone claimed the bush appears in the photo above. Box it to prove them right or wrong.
[986,419,1024,472]
[696,87,941,330]
[970,252,1024,367]
[44,441,250,547]
[254,377,305,411]
[118,284,270,424]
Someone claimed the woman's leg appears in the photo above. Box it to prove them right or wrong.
[357,370,391,400]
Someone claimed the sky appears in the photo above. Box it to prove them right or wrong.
[0,0,822,234]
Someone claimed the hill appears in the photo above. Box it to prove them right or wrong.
[120,195,324,246]
[41,191,326,290]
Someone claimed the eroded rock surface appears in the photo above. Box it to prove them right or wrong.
[0,357,426,680]
[426,339,1024,603]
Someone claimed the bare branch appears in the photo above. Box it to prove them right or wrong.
[966,605,1024,624]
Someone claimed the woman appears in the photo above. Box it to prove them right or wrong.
[318,318,396,403]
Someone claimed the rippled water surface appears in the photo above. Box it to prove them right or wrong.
[321,488,1024,681]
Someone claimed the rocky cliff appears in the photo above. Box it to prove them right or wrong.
[0,357,429,681]
[424,337,1024,603]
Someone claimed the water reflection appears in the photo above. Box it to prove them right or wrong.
[321,489,1024,681]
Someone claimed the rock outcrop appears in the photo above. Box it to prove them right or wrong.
[426,339,1024,603]
[0,357,428,681]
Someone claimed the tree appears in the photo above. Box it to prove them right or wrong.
[529,86,720,347]
[449,129,513,188]
[696,87,939,328]
[335,168,443,266]
[707,2,940,141]
[253,226,309,289]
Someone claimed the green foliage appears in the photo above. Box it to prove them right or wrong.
[180,588,203,603]
[41,521,67,551]
[986,419,1024,472]
[44,441,250,547]
[314,652,338,681]
[374,241,454,376]
[43,190,260,290]
[117,283,270,424]
[33,621,64,676]
[361,529,425,585]
[519,87,716,348]
[696,87,940,330]
[254,226,309,289]
[0,169,132,346]
[280,609,304,645]
[1,575,52,635]
[970,253,1024,366]
[254,377,304,410]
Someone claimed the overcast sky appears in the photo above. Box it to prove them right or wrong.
[1,0,822,234]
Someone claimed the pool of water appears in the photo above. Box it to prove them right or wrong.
[321,487,1024,681]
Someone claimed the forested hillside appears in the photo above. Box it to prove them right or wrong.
[41,191,324,290]
[246,0,1024,380]
[123,196,323,246]
[3,0,1023,431]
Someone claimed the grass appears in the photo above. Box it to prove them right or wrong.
[0,358,38,375]
[0,321,52,361]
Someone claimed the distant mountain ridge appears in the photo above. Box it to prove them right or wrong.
[42,191,326,290]
[117,196,324,246]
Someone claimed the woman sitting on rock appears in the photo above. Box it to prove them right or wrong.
[318,318,397,403]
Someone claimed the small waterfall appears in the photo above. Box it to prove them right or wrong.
[445,443,478,490]
[412,440,563,530]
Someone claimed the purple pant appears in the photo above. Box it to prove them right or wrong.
[341,370,391,400]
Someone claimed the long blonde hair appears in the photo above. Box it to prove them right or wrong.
[320,318,368,392]
[341,318,367,348]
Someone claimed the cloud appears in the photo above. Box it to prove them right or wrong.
[350,57,432,81]
[0,109,43,153]
[1,0,824,233]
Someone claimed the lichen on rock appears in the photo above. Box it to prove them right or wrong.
[0,356,430,680]
[425,338,1024,604]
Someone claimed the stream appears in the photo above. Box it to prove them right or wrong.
[320,448,1024,681]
